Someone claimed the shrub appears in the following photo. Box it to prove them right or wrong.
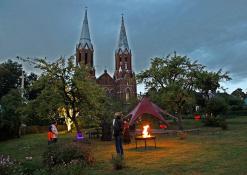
[111,154,125,170]
[21,160,44,175]
[43,142,95,169]
[0,154,23,175]
[48,164,85,175]
[203,115,227,128]
[32,164,84,175]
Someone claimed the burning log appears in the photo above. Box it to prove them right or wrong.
[142,125,151,138]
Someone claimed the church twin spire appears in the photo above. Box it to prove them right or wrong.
[78,9,137,101]
[77,9,132,74]
[79,9,130,52]
[117,15,129,52]
[79,9,93,50]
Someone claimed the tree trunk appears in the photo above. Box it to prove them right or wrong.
[72,117,81,133]
[177,113,184,131]
[101,121,112,141]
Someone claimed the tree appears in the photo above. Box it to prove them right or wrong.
[24,56,106,133]
[194,70,231,100]
[137,53,230,130]
[0,60,22,99]
[202,95,229,127]
[24,72,38,100]
[0,89,24,140]
[231,88,246,100]
[217,92,244,111]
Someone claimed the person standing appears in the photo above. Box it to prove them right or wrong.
[113,113,124,156]
[123,120,131,144]
[51,121,58,143]
[47,125,53,145]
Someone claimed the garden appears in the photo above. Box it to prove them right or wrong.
[0,117,247,175]
[1,55,247,174]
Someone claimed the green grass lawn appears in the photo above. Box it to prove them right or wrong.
[1,117,247,175]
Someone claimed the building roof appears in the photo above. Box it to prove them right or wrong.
[116,15,129,52]
[79,9,93,50]
[96,70,115,85]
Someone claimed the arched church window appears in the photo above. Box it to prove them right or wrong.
[125,62,128,70]
[91,55,93,66]
[85,52,88,64]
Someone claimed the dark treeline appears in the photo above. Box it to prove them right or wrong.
[0,55,247,140]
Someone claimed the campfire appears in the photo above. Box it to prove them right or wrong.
[135,124,156,149]
[142,125,151,138]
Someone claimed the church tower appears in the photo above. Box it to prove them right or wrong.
[114,15,132,78]
[114,15,137,102]
[76,9,95,76]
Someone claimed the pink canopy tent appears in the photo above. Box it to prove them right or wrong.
[125,97,177,126]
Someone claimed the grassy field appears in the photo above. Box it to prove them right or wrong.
[0,117,247,175]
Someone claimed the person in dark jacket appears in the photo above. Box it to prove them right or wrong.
[113,113,124,156]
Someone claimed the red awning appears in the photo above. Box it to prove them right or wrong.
[125,97,177,126]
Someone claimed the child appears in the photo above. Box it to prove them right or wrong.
[47,125,53,145]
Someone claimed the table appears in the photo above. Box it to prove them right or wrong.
[135,135,156,149]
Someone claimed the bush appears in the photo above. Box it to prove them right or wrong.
[32,164,85,175]
[43,142,95,169]
[21,160,44,175]
[203,115,222,127]
[0,154,23,175]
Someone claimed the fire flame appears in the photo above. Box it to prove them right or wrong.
[142,125,151,138]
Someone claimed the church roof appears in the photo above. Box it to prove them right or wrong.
[116,15,129,52]
[96,70,115,85]
[79,9,93,50]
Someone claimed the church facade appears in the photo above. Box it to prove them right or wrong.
[76,9,137,102]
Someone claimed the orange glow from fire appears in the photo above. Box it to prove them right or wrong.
[142,125,151,138]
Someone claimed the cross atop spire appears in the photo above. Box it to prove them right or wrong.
[117,15,129,52]
[79,8,93,50]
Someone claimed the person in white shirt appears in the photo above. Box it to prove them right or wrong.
[51,121,58,143]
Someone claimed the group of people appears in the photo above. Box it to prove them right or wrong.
[47,121,58,145]
[46,114,128,157]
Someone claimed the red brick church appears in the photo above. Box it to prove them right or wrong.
[76,9,137,102]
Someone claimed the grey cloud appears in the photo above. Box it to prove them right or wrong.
[0,0,247,92]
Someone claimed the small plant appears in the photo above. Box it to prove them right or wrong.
[111,154,125,170]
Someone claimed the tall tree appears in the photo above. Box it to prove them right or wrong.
[0,89,24,139]
[195,70,230,100]
[0,60,22,99]
[231,88,246,100]
[137,53,230,130]
[25,56,106,133]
